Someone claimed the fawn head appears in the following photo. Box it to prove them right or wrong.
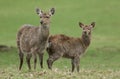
[79,22,95,37]
[36,8,55,28]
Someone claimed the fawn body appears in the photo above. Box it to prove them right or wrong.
[47,22,95,72]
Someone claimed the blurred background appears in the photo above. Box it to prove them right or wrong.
[0,0,119,47]
[0,0,120,78]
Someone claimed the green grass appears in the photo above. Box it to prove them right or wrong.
[0,0,120,79]
[0,48,120,79]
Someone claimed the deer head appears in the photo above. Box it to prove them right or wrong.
[79,22,95,37]
[36,8,55,28]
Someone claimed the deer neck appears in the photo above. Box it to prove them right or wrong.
[39,25,50,40]
[81,34,91,48]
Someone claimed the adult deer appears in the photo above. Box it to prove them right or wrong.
[17,7,55,70]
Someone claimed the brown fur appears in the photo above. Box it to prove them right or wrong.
[17,8,55,70]
[47,22,95,72]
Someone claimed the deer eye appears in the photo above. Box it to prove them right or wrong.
[46,16,50,18]
[40,16,42,18]
[83,28,85,30]
[88,28,91,30]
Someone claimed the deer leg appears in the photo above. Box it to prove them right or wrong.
[47,53,61,70]
[26,54,32,70]
[76,57,80,72]
[38,53,44,68]
[47,57,53,70]
[71,58,76,72]
[19,52,24,70]
[33,54,37,70]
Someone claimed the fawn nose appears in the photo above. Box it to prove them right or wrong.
[40,21,43,24]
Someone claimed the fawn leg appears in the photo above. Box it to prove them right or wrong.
[47,53,61,70]
[47,57,53,69]
[71,58,76,72]
[76,57,80,72]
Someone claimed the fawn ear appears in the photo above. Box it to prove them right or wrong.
[49,8,55,16]
[91,22,95,28]
[36,8,43,16]
[79,22,84,28]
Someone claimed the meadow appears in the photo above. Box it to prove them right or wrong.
[0,0,120,79]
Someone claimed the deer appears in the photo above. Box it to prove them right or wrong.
[46,22,95,72]
[16,7,55,70]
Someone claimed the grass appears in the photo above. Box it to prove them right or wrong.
[0,67,120,79]
[0,47,120,79]
[0,0,120,79]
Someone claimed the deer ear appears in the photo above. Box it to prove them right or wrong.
[79,22,84,28]
[49,8,55,16]
[91,22,95,28]
[36,8,43,16]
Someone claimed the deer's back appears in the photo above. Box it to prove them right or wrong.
[47,34,86,58]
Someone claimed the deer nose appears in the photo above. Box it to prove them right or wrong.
[84,31,87,34]
[40,21,43,24]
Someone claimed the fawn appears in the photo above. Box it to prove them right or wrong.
[46,22,95,72]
